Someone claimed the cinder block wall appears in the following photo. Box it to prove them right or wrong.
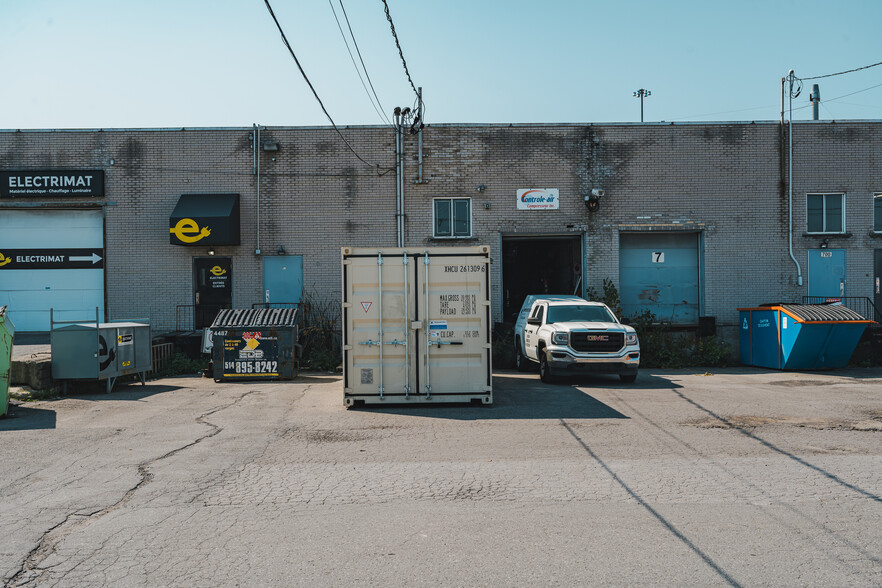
[2,121,880,341]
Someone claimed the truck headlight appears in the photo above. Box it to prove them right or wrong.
[626,333,638,345]
[552,331,569,345]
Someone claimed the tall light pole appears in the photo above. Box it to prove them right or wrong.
[633,88,651,122]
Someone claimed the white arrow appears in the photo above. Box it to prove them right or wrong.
[69,253,103,264]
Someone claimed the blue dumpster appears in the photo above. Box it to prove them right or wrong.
[737,304,874,370]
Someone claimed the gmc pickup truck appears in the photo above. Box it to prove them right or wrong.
[513,295,640,383]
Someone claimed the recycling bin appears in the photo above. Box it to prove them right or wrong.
[737,303,874,370]
[210,308,300,381]
[0,306,14,417]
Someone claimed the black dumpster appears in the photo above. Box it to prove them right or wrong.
[210,308,300,381]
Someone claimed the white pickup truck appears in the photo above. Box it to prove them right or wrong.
[513,295,640,383]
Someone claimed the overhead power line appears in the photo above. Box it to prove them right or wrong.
[800,60,882,81]
[338,0,392,126]
[328,0,392,127]
[381,0,420,101]
[263,0,393,174]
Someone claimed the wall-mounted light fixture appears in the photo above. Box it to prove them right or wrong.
[262,141,279,151]
[476,184,486,193]
[208,249,216,256]
[277,245,286,255]
[820,238,829,249]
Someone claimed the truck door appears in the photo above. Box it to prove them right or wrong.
[524,304,544,360]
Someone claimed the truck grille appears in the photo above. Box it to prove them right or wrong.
[570,331,624,353]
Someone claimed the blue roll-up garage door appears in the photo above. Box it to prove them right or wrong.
[619,232,699,324]
[0,209,105,331]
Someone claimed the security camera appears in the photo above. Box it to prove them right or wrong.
[591,188,605,197]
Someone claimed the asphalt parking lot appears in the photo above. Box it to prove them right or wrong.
[2,367,882,586]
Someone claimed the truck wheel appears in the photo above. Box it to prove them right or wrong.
[619,372,637,383]
[515,340,530,372]
[539,352,556,384]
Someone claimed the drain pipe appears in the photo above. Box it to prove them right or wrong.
[787,70,803,286]
[394,108,404,247]
[254,123,262,255]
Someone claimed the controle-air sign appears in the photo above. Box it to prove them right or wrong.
[1,170,104,198]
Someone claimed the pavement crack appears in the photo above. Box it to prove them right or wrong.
[4,389,256,588]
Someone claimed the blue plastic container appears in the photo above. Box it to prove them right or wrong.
[738,304,873,370]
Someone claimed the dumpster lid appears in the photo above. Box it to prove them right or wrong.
[737,303,874,323]
[210,308,298,329]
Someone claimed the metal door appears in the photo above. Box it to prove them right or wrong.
[808,249,847,299]
[874,249,881,318]
[619,232,699,324]
[193,257,232,329]
[416,250,491,397]
[262,255,303,307]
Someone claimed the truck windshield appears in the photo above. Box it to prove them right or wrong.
[546,305,616,324]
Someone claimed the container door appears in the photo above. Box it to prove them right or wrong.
[193,257,232,329]
[263,255,302,307]
[415,251,491,397]
[808,249,846,299]
[344,252,412,398]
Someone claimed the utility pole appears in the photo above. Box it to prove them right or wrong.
[633,88,651,122]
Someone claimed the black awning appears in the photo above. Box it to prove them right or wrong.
[169,193,240,246]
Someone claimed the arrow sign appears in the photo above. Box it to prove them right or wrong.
[0,248,105,270]
[69,253,103,264]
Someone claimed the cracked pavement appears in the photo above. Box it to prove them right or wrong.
[1,368,881,586]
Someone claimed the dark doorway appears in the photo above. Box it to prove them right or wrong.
[193,257,232,329]
[502,236,582,322]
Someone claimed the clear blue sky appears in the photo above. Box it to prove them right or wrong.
[2,0,881,129]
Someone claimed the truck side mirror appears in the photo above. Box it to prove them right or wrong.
[527,317,541,326]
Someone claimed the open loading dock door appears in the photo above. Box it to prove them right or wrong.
[502,236,582,323]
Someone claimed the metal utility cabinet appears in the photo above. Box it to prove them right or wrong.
[51,309,152,393]
[342,246,492,406]
[210,308,300,381]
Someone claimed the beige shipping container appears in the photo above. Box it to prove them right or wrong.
[342,246,492,406]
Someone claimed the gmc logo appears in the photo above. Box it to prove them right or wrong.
[586,335,609,342]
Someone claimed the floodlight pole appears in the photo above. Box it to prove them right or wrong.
[633,88,651,122]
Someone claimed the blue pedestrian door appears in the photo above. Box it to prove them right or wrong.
[808,249,846,298]
[619,232,700,324]
[263,256,303,307]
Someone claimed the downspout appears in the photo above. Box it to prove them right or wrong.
[787,71,803,286]
[399,122,405,246]
[254,123,262,255]
[394,111,402,247]
[417,87,424,184]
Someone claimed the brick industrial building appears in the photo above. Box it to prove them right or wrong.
[1,121,881,345]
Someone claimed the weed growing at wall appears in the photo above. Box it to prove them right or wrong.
[298,292,342,372]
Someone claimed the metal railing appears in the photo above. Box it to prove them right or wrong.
[801,296,881,323]
[150,342,174,375]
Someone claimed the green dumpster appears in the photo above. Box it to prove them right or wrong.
[0,305,14,418]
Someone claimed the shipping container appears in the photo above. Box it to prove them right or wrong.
[342,246,492,406]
